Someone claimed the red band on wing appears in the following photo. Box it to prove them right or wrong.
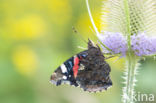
[73,56,80,78]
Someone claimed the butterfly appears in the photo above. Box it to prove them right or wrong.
[50,39,112,92]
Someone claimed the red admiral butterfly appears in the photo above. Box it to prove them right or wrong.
[50,39,112,92]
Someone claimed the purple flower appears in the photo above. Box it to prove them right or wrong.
[98,32,156,56]
[98,32,127,55]
[131,33,156,56]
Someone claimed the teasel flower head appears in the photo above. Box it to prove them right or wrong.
[86,0,156,57]
[99,0,156,57]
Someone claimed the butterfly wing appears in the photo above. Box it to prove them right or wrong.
[50,39,112,92]
[76,42,112,92]
[50,56,79,86]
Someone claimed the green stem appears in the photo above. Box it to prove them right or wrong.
[123,1,140,103]
[124,53,139,103]
[124,0,131,51]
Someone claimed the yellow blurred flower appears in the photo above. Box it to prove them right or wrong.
[8,15,46,40]
[12,46,38,76]
[49,0,71,25]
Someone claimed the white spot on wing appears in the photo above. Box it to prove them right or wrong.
[79,64,85,70]
[61,64,67,73]
[63,76,67,79]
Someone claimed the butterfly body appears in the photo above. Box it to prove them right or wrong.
[50,39,112,92]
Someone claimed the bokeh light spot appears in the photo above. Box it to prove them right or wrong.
[12,46,38,76]
[10,15,46,40]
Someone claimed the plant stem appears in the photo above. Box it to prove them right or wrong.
[123,0,140,103]
[123,53,139,103]
[123,0,131,51]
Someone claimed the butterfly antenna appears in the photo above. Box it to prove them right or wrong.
[72,26,87,44]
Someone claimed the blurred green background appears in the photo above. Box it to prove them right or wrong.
[0,0,156,103]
